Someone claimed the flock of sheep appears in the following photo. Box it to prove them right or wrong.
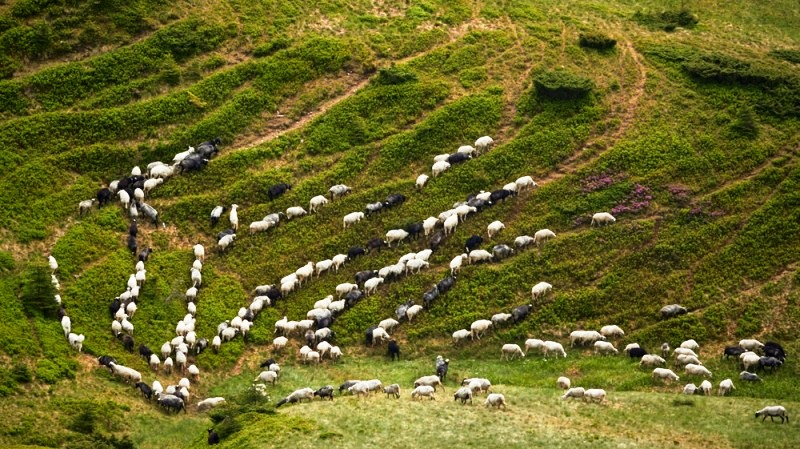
[59,132,790,430]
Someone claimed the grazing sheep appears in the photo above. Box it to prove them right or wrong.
[683,383,698,395]
[570,330,605,347]
[653,368,680,383]
[453,329,471,343]
[515,176,537,192]
[674,347,698,358]
[406,304,423,322]
[78,198,97,215]
[684,364,712,378]
[543,341,568,358]
[443,214,459,236]
[491,313,513,326]
[591,212,616,226]
[514,235,535,249]
[309,195,329,213]
[594,341,619,355]
[422,216,440,237]
[557,377,571,390]
[416,174,429,189]
[468,249,493,264]
[561,387,585,400]
[533,229,556,245]
[718,379,735,396]
[600,325,625,339]
[197,397,226,412]
[624,343,641,354]
[432,160,451,177]
[740,371,762,382]
[739,339,765,352]
[454,387,473,404]
[405,259,429,274]
[676,354,702,367]
[315,260,333,277]
[286,206,307,219]
[415,375,445,392]
[525,339,544,354]
[276,388,315,407]
[584,389,606,403]
[501,344,525,360]
[336,282,358,298]
[660,304,688,319]
[61,316,71,338]
[450,254,467,275]
[474,136,494,154]
[755,406,789,423]
[411,385,436,401]
[680,339,700,351]
[491,244,514,260]
[249,220,276,234]
[385,231,410,248]
[371,327,391,345]
[484,393,506,408]
[68,333,85,352]
[531,282,553,299]
[378,318,399,331]
[724,345,746,359]
[348,380,383,397]
[487,221,505,238]
[643,356,668,368]
[740,352,761,372]
[470,319,493,340]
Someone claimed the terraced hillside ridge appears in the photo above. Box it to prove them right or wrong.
[0,1,799,448]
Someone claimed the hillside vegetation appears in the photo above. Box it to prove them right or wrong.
[0,0,798,448]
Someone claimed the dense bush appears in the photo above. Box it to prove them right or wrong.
[533,69,594,100]
[633,9,698,31]
[578,32,616,50]
[769,48,800,64]
[19,263,58,318]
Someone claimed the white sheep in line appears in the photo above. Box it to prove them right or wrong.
[470,319,493,340]
[255,370,278,384]
[67,333,85,352]
[525,339,544,354]
[684,364,712,378]
[309,195,329,213]
[457,145,476,156]
[193,244,205,262]
[443,214,459,236]
[328,299,346,313]
[217,234,236,252]
[336,282,358,298]
[433,153,450,163]
[411,385,436,400]
[462,378,492,395]
[272,336,288,352]
[286,206,307,219]
[185,287,198,301]
[515,175,537,192]
[249,220,276,234]
[414,375,445,391]
[680,339,700,351]
[652,368,680,383]
[378,318,399,331]
[557,376,571,390]
[718,379,735,396]
[315,260,333,277]
[533,228,556,245]
[416,174,429,189]
[600,325,625,339]
[48,255,58,273]
[211,336,221,353]
[455,205,477,222]
[474,136,494,154]
[295,261,314,285]
[314,295,333,310]
[699,380,712,395]
[143,178,163,196]
[570,330,606,347]
[126,301,138,319]
[739,339,765,351]
[561,387,585,400]
[280,279,298,297]
[450,254,467,275]
[61,316,71,338]
[531,281,553,299]
[161,342,172,359]
[593,341,618,355]
[683,383,698,395]
[502,182,518,193]
[639,354,666,368]
[349,380,383,397]
[583,389,606,403]
[197,397,226,412]
[423,216,439,236]
[343,212,365,229]
[385,229,409,247]
[405,259,429,275]
[452,329,471,343]
[543,341,567,358]
[491,313,512,326]
[484,393,506,408]
[591,212,616,226]
[754,406,789,423]
[406,305,423,322]
[228,204,239,231]
[149,164,176,179]
[149,354,160,371]
[78,198,97,215]
[487,220,505,238]
[118,190,131,209]
[108,362,141,384]
[415,249,433,262]
[501,344,525,360]
[514,235,535,249]
[432,160,451,177]
[673,347,698,358]
[676,354,702,367]
[468,249,493,264]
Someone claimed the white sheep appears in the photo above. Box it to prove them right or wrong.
[61,316,71,337]
[405,259,429,274]
[411,385,436,400]
[450,254,467,275]
[468,249,493,264]
[135,270,146,286]
[385,229,409,247]
[423,216,439,236]
[314,295,333,310]
[501,343,525,360]
[739,339,765,351]
[191,268,202,287]
[533,228,556,245]
[197,397,226,412]
[406,304,423,322]
[149,164,176,179]
[673,347,698,358]
[583,389,606,403]
[378,318,399,331]
[680,339,700,351]
[599,325,625,339]
[457,145,476,156]
[316,341,332,358]
[315,260,333,277]
[295,261,314,285]
[305,351,321,364]
[487,220,505,238]
[68,333,85,352]
[652,368,680,383]
[416,174,429,189]
[561,387,585,400]
[623,343,641,355]
[126,301,138,319]
[149,354,160,371]
[452,329,471,343]
[108,363,142,384]
[328,299,346,313]
[78,198,97,215]
[543,341,567,358]
[280,279,298,297]
[255,370,278,384]
[433,154,450,163]
[570,330,606,347]
[415,249,433,262]
[491,313,513,326]
[718,379,735,396]
[343,212,365,229]
[684,363,712,378]
[443,214,459,236]
[474,136,494,154]
[329,346,343,362]
[741,352,761,371]
[699,380,712,395]
[676,354,702,367]
[336,282,358,298]
[229,204,239,231]
[221,327,237,342]
[502,182,518,192]
[432,160,451,177]
[414,375,445,391]
[470,319,493,340]
[48,255,58,273]
[683,383,698,395]
[185,287,198,301]
[349,380,382,397]
[594,341,619,355]
[754,406,788,423]
[309,195,329,213]
[525,339,544,354]
[273,336,288,352]
[515,175,537,192]
[640,354,667,367]
[218,233,236,252]
[118,190,130,209]
[557,376,571,390]
[591,212,616,226]
[286,206,307,219]
[531,281,553,299]
[249,220,276,234]
[371,327,391,345]
[514,235,535,249]
[484,393,506,408]
[193,244,205,262]
[455,205,477,222]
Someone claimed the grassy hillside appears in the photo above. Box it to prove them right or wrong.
[0,0,798,447]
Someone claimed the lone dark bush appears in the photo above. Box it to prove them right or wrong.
[533,69,594,100]
[19,263,58,318]
[769,49,800,64]
[633,9,698,31]
[579,33,616,50]
[375,65,418,85]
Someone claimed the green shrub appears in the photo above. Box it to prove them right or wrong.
[375,66,418,85]
[253,38,291,57]
[11,363,33,383]
[0,251,14,272]
[35,358,77,384]
[533,69,594,100]
[19,263,58,318]
[578,32,616,50]
[633,9,698,31]
[769,48,800,64]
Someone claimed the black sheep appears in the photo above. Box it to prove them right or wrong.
[158,395,186,414]
[365,238,386,253]
[447,152,470,165]
[405,222,424,239]
[764,342,786,362]
[259,358,276,368]
[109,297,121,318]
[758,356,783,370]
[118,334,134,352]
[314,386,335,400]
[339,381,359,394]
[135,381,153,400]
[179,156,208,173]
[139,344,153,360]
[345,290,364,307]
[355,270,379,285]
[305,330,316,347]
[315,315,333,329]
[127,235,137,256]
[723,346,745,359]
[128,219,138,237]
[489,189,513,203]
[436,359,449,381]
[388,339,400,361]
[422,285,440,308]
[138,247,153,262]
[97,355,117,367]
[436,276,456,294]
[511,304,532,323]
[347,246,366,259]
[467,197,491,211]
[383,193,406,208]
[465,235,483,253]
[207,428,220,445]
[97,188,112,207]
[268,183,291,201]
[429,230,445,251]
[395,300,415,321]
[217,228,235,241]
[628,347,648,359]
[365,326,377,346]
[195,338,208,355]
